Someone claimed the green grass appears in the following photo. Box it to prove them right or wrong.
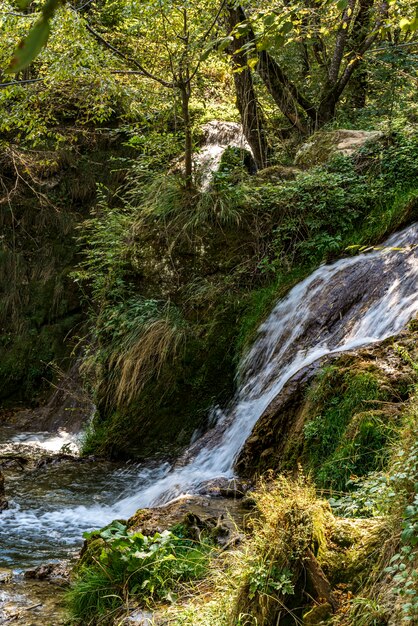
[303,367,395,491]
[67,522,213,625]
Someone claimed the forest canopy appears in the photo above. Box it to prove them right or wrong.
[2,0,418,162]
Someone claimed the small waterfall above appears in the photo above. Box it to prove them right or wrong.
[193,121,252,189]
[1,222,418,567]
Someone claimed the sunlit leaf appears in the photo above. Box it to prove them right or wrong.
[7,19,51,74]
[336,0,349,10]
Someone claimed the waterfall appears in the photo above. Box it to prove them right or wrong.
[193,121,251,189]
[1,222,418,567]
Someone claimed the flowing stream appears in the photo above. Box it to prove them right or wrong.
[1,222,418,569]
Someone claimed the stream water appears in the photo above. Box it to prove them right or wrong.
[1,222,418,571]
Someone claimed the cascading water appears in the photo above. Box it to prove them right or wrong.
[193,121,252,189]
[1,222,418,568]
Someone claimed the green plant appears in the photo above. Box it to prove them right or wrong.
[303,366,393,491]
[383,441,418,623]
[350,597,388,626]
[68,522,212,624]
[247,563,294,599]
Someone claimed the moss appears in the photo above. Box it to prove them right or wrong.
[254,164,300,182]
[303,603,332,625]
[0,135,132,405]
[83,295,244,459]
[303,366,396,491]
[294,130,384,169]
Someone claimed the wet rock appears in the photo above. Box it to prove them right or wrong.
[0,455,28,471]
[295,129,384,168]
[235,325,418,478]
[120,609,154,624]
[197,477,249,498]
[35,453,77,469]
[219,478,249,498]
[34,453,98,469]
[0,574,67,625]
[193,120,254,189]
[235,361,322,477]
[24,561,70,584]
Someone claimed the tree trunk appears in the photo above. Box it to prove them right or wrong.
[304,548,338,611]
[316,85,343,128]
[349,0,374,109]
[257,50,312,134]
[226,3,269,170]
[180,82,193,189]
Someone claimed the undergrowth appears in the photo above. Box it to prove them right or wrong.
[67,521,212,625]
[303,365,395,492]
[75,130,418,459]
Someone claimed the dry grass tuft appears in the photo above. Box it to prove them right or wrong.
[108,312,187,409]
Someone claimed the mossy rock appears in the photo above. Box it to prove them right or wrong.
[303,603,332,625]
[254,164,301,182]
[77,537,106,570]
[294,130,385,168]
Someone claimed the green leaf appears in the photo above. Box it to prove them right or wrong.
[336,0,349,10]
[218,36,233,52]
[274,34,285,47]
[281,21,294,35]
[7,19,51,74]
[264,14,275,27]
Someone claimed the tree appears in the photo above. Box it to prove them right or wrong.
[226,0,416,131]
[7,0,224,187]
[226,2,269,168]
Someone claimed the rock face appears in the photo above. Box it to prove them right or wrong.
[236,327,418,478]
[4,359,94,434]
[294,129,384,168]
[235,360,326,477]
[127,494,244,545]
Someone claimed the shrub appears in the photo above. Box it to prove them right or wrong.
[68,521,212,625]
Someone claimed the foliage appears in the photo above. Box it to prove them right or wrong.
[68,521,212,624]
[7,0,61,73]
[382,439,418,623]
[252,134,418,271]
[159,476,332,626]
[324,381,418,624]
[303,365,397,491]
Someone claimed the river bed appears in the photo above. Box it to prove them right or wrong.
[0,427,142,570]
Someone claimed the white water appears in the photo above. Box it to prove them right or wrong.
[194,121,251,189]
[2,223,418,567]
[9,430,80,453]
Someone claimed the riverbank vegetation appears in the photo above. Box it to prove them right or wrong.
[1,0,418,624]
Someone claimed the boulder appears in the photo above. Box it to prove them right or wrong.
[197,477,250,498]
[24,561,70,584]
[254,164,301,183]
[294,129,384,168]
[127,494,245,545]
[303,602,333,625]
